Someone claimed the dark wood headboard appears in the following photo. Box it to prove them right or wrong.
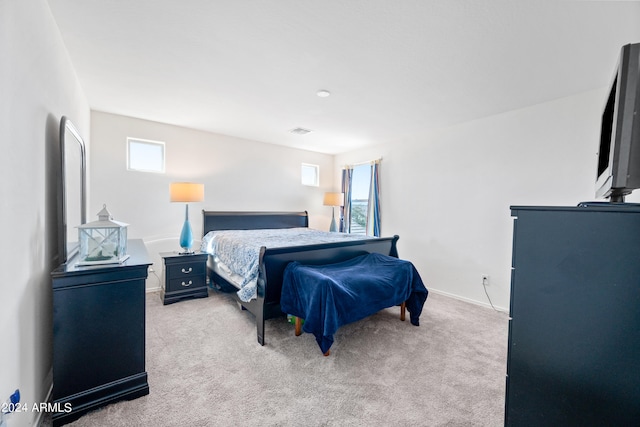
[202,211,309,236]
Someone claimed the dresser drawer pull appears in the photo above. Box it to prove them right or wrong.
[181,267,193,274]
[181,280,192,287]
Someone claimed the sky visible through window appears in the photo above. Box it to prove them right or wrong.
[301,163,319,186]
[350,164,371,234]
[351,164,370,199]
[128,138,165,173]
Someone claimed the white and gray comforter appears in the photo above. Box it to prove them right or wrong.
[201,228,372,301]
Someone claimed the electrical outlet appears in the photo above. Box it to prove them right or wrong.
[482,274,490,286]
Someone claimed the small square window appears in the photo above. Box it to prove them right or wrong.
[127,138,165,173]
[301,163,319,186]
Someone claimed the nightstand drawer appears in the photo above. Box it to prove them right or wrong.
[166,274,206,293]
[166,261,206,280]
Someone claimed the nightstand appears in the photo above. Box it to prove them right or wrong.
[160,251,208,305]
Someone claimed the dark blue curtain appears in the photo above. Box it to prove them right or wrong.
[340,167,353,233]
[366,161,381,237]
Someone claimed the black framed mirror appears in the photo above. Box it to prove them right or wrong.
[58,116,87,264]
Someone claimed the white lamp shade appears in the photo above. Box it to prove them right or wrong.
[170,182,204,203]
[323,192,344,207]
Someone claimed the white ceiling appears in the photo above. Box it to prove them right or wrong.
[47,0,640,154]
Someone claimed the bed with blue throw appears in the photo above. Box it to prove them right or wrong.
[281,253,428,354]
[201,211,407,346]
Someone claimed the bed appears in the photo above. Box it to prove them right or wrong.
[201,210,401,346]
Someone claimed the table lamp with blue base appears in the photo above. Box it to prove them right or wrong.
[170,182,205,254]
[323,192,344,232]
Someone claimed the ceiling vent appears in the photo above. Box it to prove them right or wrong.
[290,127,312,135]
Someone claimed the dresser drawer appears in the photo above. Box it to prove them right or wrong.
[166,261,206,280]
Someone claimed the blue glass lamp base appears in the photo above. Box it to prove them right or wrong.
[179,219,194,254]
[329,209,338,232]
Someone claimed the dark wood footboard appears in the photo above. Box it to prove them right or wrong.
[202,210,400,345]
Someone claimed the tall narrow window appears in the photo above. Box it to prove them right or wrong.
[127,138,165,173]
[349,164,372,235]
[342,160,381,236]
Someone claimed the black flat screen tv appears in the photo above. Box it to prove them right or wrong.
[595,42,640,202]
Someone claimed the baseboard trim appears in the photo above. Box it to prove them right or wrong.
[35,369,53,427]
[428,288,508,314]
[144,278,508,312]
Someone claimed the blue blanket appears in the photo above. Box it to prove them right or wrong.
[280,253,428,354]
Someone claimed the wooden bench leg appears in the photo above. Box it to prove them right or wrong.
[400,301,406,321]
[294,316,330,355]
[295,316,302,336]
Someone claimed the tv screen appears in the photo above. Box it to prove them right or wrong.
[595,42,640,202]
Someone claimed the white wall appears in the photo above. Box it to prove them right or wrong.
[90,111,336,289]
[0,1,90,426]
[336,89,639,310]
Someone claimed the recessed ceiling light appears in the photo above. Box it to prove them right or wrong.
[290,127,312,135]
[316,90,331,98]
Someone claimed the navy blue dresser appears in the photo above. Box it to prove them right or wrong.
[505,204,640,426]
[51,239,151,426]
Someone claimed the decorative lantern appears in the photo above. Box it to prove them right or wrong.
[76,204,129,266]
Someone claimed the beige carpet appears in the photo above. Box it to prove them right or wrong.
[66,289,508,426]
